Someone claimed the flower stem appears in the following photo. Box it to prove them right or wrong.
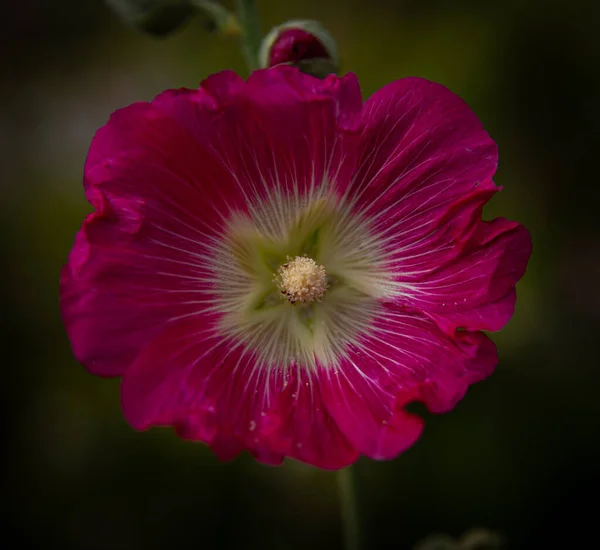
[337,465,361,550]
[234,0,262,71]
[190,0,241,36]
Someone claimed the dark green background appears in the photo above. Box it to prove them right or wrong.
[3,1,599,548]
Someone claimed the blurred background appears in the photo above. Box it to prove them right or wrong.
[3,1,599,548]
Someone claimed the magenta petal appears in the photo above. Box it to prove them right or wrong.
[62,99,242,377]
[213,67,363,200]
[60,208,208,377]
[121,317,358,469]
[120,307,496,466]
[199,70,246,107]
[320,368,424,461]
[411,218,532,332]
[246,66,363,129]
[156,67,363,206]
[347,77,500,276]
[418,328,498,413]
[350,77,497,230]
[84,100,244,220]
[347,77,530,332]
[150,70,245,140]
[320,304,497,458]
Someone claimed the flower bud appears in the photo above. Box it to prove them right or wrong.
[259,20,339,78]
[105,0,194,37]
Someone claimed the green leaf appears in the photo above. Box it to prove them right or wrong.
[105,0,194,36]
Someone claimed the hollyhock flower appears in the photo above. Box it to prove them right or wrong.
[61,66,531,469]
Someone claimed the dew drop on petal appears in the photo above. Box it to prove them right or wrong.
[249,420,257,431]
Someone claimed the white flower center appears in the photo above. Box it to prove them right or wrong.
[210,189,397,370]
[277,256,328,304]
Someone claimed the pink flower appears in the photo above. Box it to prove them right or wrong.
[61,67,531,470]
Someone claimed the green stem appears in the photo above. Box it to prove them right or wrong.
[337,465,361,550]
[234,0,262,71]
[190,0,241,36]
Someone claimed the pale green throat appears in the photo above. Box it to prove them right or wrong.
[208,190,396,370]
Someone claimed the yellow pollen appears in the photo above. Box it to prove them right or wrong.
[277,256,328,304]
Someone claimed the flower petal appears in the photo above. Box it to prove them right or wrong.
[320,304,497,459]
[350,77,497,232]
[348,77,497,271]
[150,70,245,139]
[62,100,241,376]
[84,100,245,221]
[121,316,359,469]
[189,67,363,202]
[347,77,529,331]
[412,218,532,332]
